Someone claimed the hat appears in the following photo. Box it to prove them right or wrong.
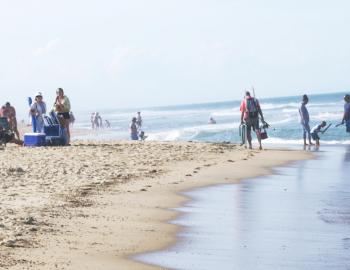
[302,94,308,101]
[35,91,43,97]
[344,94,350,102]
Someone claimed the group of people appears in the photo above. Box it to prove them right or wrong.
[299,94,350,147]
[30,88,72,144]
[90,112,111,130]
[0,88,73,146]
[240,91,350,149]
[3,89,350,148]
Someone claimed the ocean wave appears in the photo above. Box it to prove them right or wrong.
[147,122,240,141]
[311,112,343,121]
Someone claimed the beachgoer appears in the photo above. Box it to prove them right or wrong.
[53,88,71,144]
[130,117,139,140]
[30,92,47,133]
[69,112,75,126]
[136,112,142,128]
[240,91,265,150]
[91,113,95,129]
[139,130,148,141]
[208,117,216,124]
[298,94,313,146]
[0,106,5,117]
[92,112,102,129]
[311,121,327,146]
[98,113,103,128]
[3,102,20,140]
[341,94,350,133]
[0,125,23,146]
[105,120,111,128]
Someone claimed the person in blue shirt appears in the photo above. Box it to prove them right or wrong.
[298,94,314,146]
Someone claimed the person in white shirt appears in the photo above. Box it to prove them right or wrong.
[30,92,47,133]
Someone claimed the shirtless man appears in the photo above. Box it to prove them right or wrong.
[2,102,20,140]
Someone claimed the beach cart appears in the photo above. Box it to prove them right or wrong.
[43,112,68,146]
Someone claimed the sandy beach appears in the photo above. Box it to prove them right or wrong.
[0,141,311,269]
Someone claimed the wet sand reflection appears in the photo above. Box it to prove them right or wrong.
[137,146,350,270]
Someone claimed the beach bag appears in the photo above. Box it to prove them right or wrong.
[239,124,247,146]
[246,98,259,118]
[259,128,268,140]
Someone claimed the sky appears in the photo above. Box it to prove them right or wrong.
[1,0,350,117]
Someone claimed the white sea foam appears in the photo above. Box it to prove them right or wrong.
[147,122,240,141]
[311,111,343,121]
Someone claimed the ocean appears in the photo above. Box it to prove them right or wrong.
[73,92,350,144]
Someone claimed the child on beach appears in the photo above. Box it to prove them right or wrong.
[311,121,327,146]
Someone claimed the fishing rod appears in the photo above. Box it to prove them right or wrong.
[321,123,332,134]
[335,122,344,127]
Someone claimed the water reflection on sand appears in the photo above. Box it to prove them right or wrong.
[137,146,350,270]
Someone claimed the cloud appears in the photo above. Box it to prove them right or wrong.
[34,38,61,56]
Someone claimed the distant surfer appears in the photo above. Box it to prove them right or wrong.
[208,117,216,124]
[298,94,314,146]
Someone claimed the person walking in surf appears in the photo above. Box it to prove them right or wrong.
[298,94,314,146]
[240,91,265,150]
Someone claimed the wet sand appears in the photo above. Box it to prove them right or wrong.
[0,140,310,269]
[138,145,350,269]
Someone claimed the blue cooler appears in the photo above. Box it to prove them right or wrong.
[24,133,46,146]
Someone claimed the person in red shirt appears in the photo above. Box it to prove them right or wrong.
[240,91,265,150]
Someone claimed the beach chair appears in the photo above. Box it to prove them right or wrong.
[43,112,68,146]
[0,117,14,146]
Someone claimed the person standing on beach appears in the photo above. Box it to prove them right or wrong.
[240,91,265,150]
[30,92,47,133]
[53,88,71,144]
[130,117,139,140]
[298,94,313,146]
[341,94,350,133]
[136,111,142,129]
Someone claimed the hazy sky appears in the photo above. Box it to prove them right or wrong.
[1,0,349,116]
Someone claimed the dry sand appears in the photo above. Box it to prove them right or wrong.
[0,141,312,269]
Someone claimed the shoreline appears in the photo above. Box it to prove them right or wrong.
[0,141,313,269]
[137,145,350,269]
